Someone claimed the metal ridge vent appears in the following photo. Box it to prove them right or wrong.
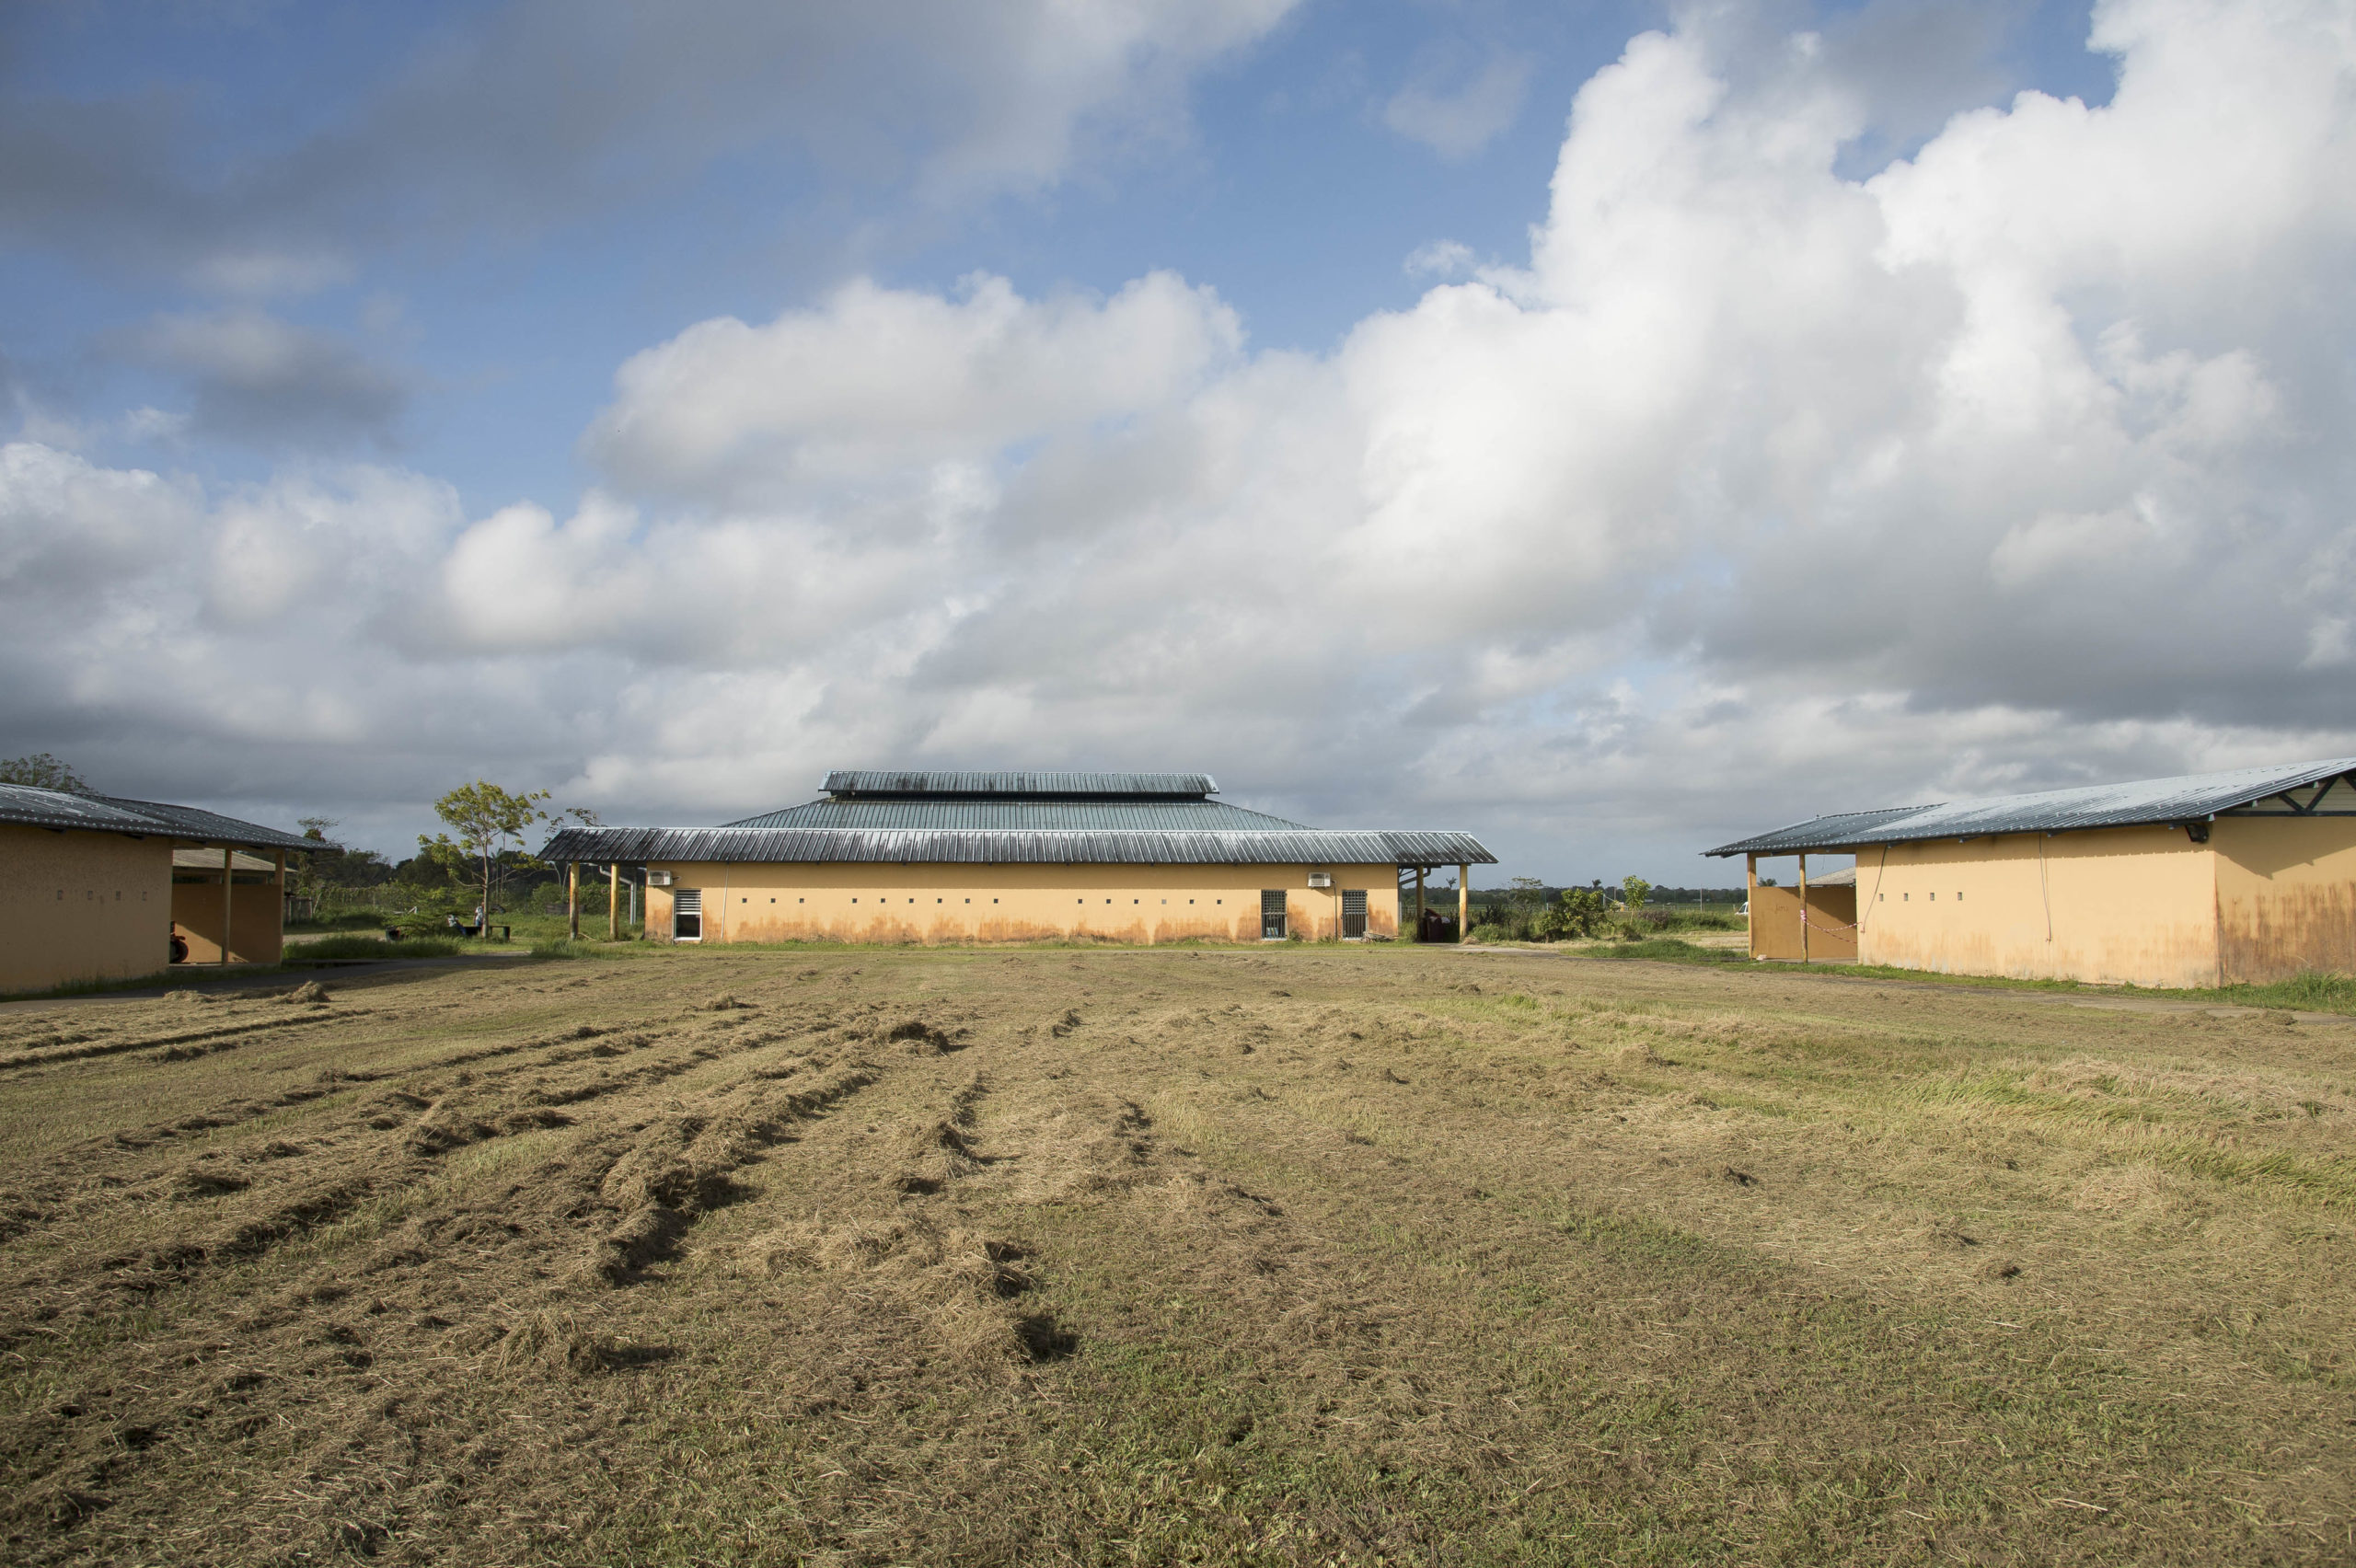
[820,769,1218,799]
[717,799,1306,832]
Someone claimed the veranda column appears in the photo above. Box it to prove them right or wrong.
[1797,854,1809,964]
[1458,863,1469,943]
[1746,853,1758,961]
[568,862,580,940]
[221,846,235,966]
[608,863,619,941]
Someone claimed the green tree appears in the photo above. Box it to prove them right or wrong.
[1549,885,1609,940]
[1621,876,1652,917]
[0,753,89,792]
[419,782,551,923]
[294,817,391,897]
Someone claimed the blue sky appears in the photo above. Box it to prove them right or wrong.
[5,0,2349,882]
[8,0,2112,507]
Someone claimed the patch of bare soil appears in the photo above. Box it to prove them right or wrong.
[0,951,2350,1564]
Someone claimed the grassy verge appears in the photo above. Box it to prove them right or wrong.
[1795,961,2356,1014]
[283,934,467,961]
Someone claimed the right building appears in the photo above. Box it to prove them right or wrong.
[1706,758,2356,986]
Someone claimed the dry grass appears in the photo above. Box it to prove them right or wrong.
[0,948,2350,1564]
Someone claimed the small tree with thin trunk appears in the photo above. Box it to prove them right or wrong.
[419,782,551,927]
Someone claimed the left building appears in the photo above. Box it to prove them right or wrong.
[1,783,313,994]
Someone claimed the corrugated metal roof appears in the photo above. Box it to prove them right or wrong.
[1706,757,2356,857]
[543,825,1496,867]
[821,769,1216,798]
[0,783,311,850]
[720,798,1306,832]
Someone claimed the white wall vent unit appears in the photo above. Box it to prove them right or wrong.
[645,870,675,886]
[1307,870,1332,888]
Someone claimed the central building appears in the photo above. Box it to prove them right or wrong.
[543,770,1494,945]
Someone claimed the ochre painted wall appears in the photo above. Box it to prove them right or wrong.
[0,824,174,994]
[2212,815,2356,983]
[171,870,284,964]
[1749,883,1801,959]
[1748,883,1856,961]
[642,862,1403,945]
[1853,827,2219,987]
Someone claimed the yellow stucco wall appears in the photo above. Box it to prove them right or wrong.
[1853,827,2219,987]
[642,862,1403,945]
[171,870,285,965]
[2212,815,2356,984]
[0,824,174,993]
[1748,883,1856,960]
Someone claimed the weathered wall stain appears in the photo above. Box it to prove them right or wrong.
[2213,816,2356,983]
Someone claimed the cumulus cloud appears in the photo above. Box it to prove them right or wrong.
[583,271,1245,511]
[7,0,2354,875]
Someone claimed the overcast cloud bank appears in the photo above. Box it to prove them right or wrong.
[5,0,2352,876]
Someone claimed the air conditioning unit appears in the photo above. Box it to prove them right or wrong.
[1307,871,1332,888]
[645,870,675,887]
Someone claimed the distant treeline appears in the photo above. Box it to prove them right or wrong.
[1461,883,1745,908]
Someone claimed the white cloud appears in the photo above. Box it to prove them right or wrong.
[1383,51,1535,158]
[1403,239,1476,278]
[583,271,1245,510]
[8,0,2356,878]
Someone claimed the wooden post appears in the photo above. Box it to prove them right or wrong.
[1415,867,1426,940]
[1745,853,1758,961]
[221,846,235,965]
[568,862,580,940]
[1458,864,1469,943]
[608,862,619,942]
[1797,853,1809,963]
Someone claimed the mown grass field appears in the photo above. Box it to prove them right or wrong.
[1,945,2350,1564]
